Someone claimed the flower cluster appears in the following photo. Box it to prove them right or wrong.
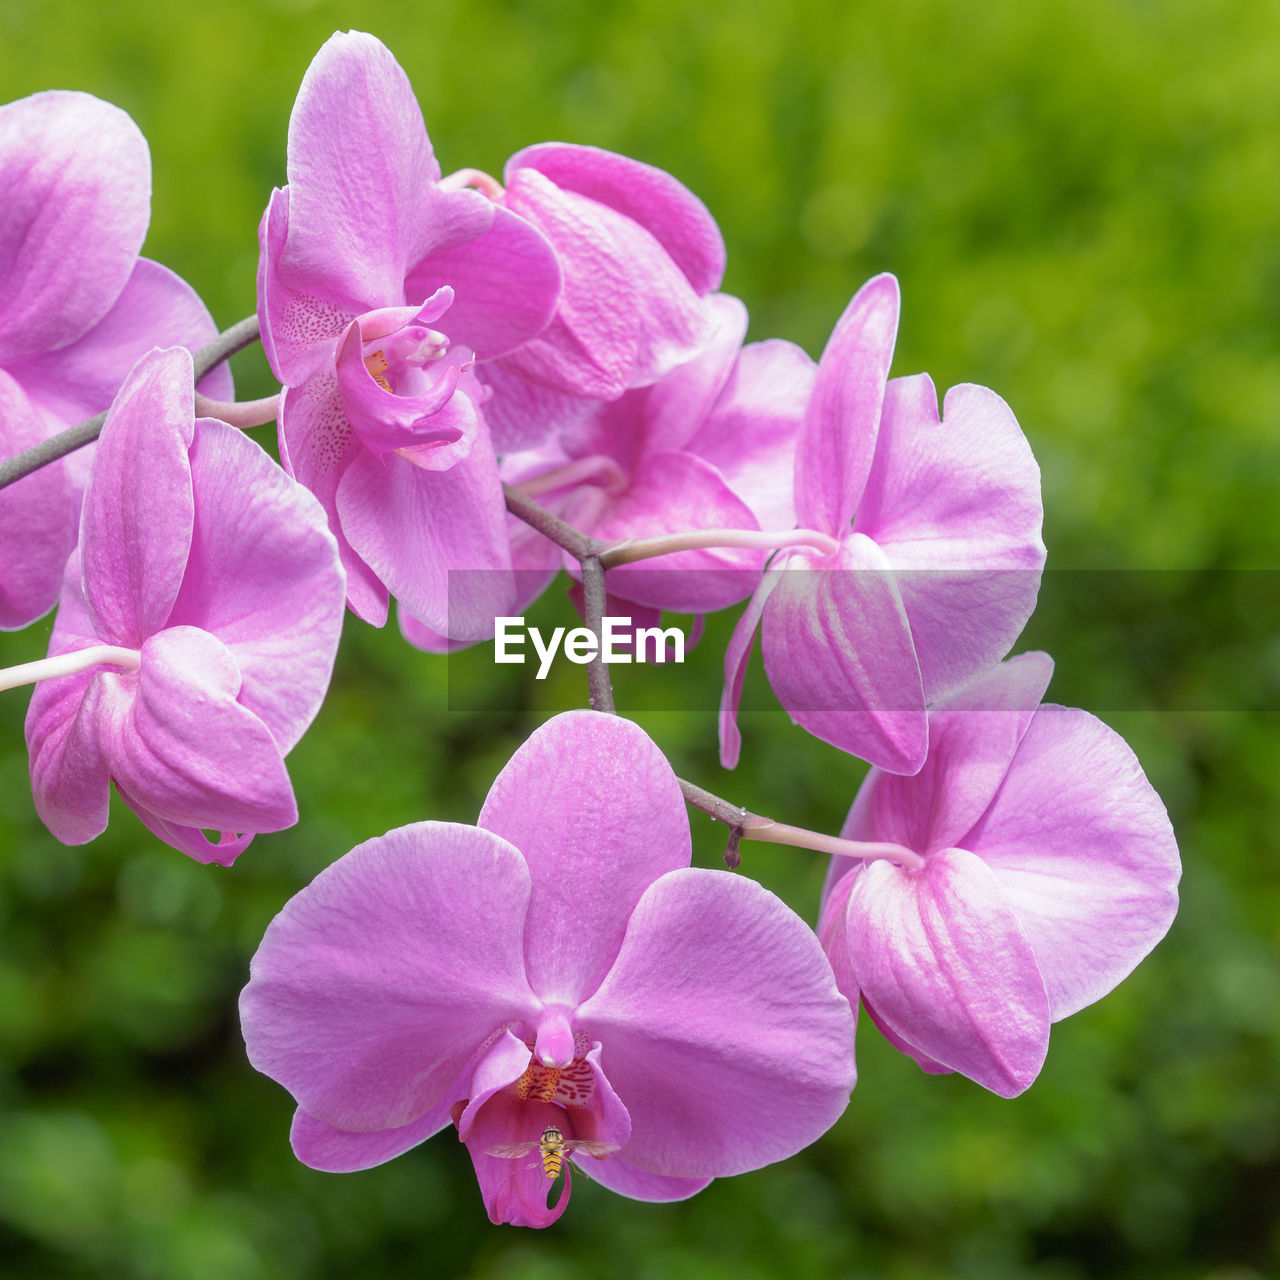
[0,27,1181,1231]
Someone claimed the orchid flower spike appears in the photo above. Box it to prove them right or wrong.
[23,347,346,864]
[0,90,232,630]
[817,652,1181,1097]
[258,31,562,635]
[720,273,1047,775]
[241,711,856,1227]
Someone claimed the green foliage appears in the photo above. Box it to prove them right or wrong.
[1,1,1278,1276]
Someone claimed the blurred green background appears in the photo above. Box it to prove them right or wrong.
[1,0,1277,1276]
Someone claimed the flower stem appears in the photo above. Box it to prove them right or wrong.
[0,315,262,492]
[514,455,628,499]
[600,526,842,567]
[438,167,505,200]
[503,484,601,561]
[0,644,142,694]
[194,391,281,429]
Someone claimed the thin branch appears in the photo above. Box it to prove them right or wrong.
[502,483,601,560]
[580,554,616,714]
[0,315,262,492]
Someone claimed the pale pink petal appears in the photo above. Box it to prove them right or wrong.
[0,91,148,361]
[862,652,1056,855]
[845,850,1050,1097]
[686,337,816,532]
[858,377,1045,702]
[964,705,1181,1020]
[507,142,725,296]
[96,626,297,836]
[240,822,539,1131]
[477,711,690,1006]
[794,274,899,538]
[717,565,783,770]
[120,806,254,868]
[79,348,194,646]
[164,418,345,754]
[577,869,855,1177]
[762,537,927,774]
[0,371,75,629]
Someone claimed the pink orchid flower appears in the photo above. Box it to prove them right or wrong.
[474,141,727,453]
[0,90,232,630]
[241,711,856,1227]
[257,31,562,634]
[24,347,346,864]
[720,272,1047,775]
[817,652,1181,1097]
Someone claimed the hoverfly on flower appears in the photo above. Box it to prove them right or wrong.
[487,1125,619,1181]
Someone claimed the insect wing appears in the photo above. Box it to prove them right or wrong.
[486,1140,541,1159]
[562,1139,621,1158]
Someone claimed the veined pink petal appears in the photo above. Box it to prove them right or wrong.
[0,91,149,362]
[79,348,195,647]
[404,203,562,361]
[686,337,816,533]
[717,564,784,770]
[964,705,1181,1020]
[857,377,1045,702]
[794,274,899,538]
[506,142,726,296]
[276,376,389,626]
[845,850,1050,1097]
[577,869,855,1177]
[290,1102,452,1174]
[164,418,345,755]
[280,32,487,308]
[335,412,514,637]
[762,537,927,774]
[240,822,539,1131]
[861,652,1056,855]
[96,626,297,836]
[0,371,75,629]
[478,711,691,1007]
[474,359,597,453]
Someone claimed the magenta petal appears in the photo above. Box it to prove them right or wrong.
[164,418,345,754]
[276,376,389,626]
[475,359,598,453]
[591,451,764,613]
[121,806,254,868]
[464,1089,572,1228]
[717,565,783,770]
[858,377,1046,702]
[965,706,1181,1020]
[762,537,927,774]
[507,142,726,296]
[282,32,444,307]
[0,371,75,629]
[336,419,514,637]
[577,869,855,1178]
[0,91,149,362]
[97,626,297,835]
[79,348,195,646]
[478,711,690,1006]
[846,850,1050,1097]
[290,1101,452,1173]
[794,274,899,538]
[864,652,1056,855]
[404,203,562,360]
[579,1157,712,1203]
[686,337,816,532]
[241,822,538,1131]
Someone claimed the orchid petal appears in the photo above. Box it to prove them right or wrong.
[464,1090,572,1228]
[478,711,690,1007]
[762,537,927,774]
[717,564,783,770]
[0,91,148,362]
[290,1103,450,1174]
[164,418,345,754]
[79,348,194,646]
[578,869,855,1177]
[475,358,598,453]
[240,822,538,1131]
[794,274,899,537]
[846,850,1050,1097]
[579,1157,712,1203]
[965,705,1181,1020]
[858,377,1045,701]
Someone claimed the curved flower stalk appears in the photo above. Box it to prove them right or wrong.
[816,653,1181,1097]
[719,272,1047,775]
[0,89,232,630]
[258,30,562,634]
[241,711,856,1227]
[473,141,728,453]
[24,348,346,864]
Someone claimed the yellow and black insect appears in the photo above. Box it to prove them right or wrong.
[487,1125,617,1180]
